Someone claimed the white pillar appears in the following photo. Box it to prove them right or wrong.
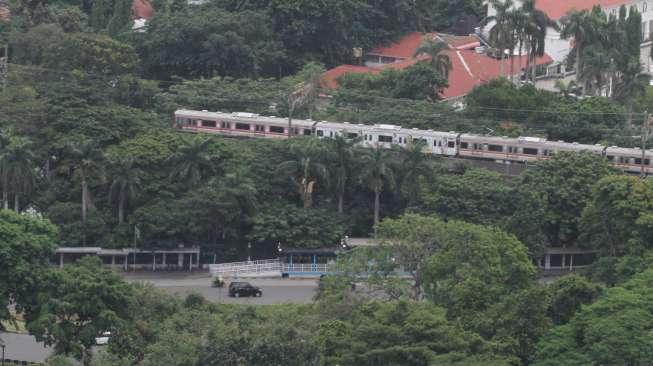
[561,254,566,269]
[123,256,127,271]
[178,253,183,268]
[59,253,64,268]
[569,254,574,271]
[545,254,551,270]
[152,253,156,271]
[111,256,115,267]
[162,253,166,269]
[188,253,192,272]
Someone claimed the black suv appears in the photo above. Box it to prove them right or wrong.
[228,282,262,297]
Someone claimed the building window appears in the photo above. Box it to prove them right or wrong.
[488,144,503,152]
[643,21,648,40]
[270,126,285,133]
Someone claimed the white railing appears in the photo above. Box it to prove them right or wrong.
[282,263,333,273]
[209,259,281,277]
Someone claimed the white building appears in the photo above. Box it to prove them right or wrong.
[485,0,653,75]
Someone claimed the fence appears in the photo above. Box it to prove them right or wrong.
[282,263,333,274]
[209,259,282,277]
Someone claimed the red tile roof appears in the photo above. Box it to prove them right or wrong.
[133,0,154,19]
[321,32,554,100]
[321,65,380,89]
[368,32,426,58]
[535,0,631,20]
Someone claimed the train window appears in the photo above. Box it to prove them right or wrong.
[542,149,553,156]
[329,131,334,137]
[448,141,455,148]
[316,130,324,137]
[347,133,358,139]
[508,146,518,153]
[606,155,614,161]
[619,157,629,164]
[398,137,403,144]
[488,144,503,152]
[460,142,468,149]
[303,129,312,136]
[255,125,264,132]
[221,121,228,128]
[434,140,437,146]
[635,158,642,165]
[523,148,538,155]
[235,123,250,130]
[270,126,285,133]
[378,135,393,143]
[201,120,217,128]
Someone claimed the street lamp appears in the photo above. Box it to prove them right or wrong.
[340,235,350,250]
[277,242,283,254]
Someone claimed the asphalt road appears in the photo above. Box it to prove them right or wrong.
[0,332,51,362]
[123,272,320,305]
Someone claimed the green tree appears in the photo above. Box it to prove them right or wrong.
[534,268,653,365]
[421,219,535,330]
[328,134,358,214]
[28,257,135,364]
[107,0,133,36]
[482,0,515,76]
[509,151,616,252]
[109,158,142,225]
[0,135,36,212]
[277,139,329,208]
[560,9,592,77]
[67,140,105,246]
[0,210,58,330]
[579,175,653,256]
[167,135,219,188]
[397,140,433,208]
[547,274,602,325]
[413,36,453,80]
[359,145,396,228]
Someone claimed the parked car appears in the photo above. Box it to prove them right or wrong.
[95,331,111,345]
[228,282,262,297]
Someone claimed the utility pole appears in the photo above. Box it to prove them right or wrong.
[641,111,650,178]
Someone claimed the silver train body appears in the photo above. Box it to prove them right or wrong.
[174,109,653,175]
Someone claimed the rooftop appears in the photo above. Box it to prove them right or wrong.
[534,0,632,20]
[321,32,553,100]
[133,0,154,19]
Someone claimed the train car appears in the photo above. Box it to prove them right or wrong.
[174,109,653,176]
[457,134,605,163]
[175,110,315,139]
[605,146,653,175]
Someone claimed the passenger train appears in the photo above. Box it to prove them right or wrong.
[175,109,653,175]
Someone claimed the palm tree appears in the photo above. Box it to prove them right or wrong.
[328,134,358,214]
[0,136,36,212]
[278,155,328,208]
[359,146,395,230]
[413,37,453,80]
[520,0,557,82]
[0,130,12,210]
[399,140,432,208]
[614,60,650,127]
[580,44,613,95]
[509,7,528,80]
[67,140,105,245]
[109,158,142,225]
[482,0,515,76]
[560,9,592,78]
[167,135,217,187]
